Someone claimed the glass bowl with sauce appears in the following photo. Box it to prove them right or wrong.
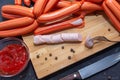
[0,37,30,77]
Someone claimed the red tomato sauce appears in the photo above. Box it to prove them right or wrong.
[0,44,28,75]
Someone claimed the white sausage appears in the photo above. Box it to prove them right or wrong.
[41,35,53,43]
[61,33,82,42]
[51,34,64,43]
[34,33,82,44]
[34,35,45,44]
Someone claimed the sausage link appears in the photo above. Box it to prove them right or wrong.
[81,2,103,10]
[2,5,34,18]
[112,0,120,11]
[34,16,83,35]
[57,1,72,8]
[86,0,103,3]
[105,0,120,21]
[44,0,60,13]
[102,2,120,32]
[37,2,81,23]
[57,1,102,10]
[34,33,82,44]
[33,0,49,17]
[1,12,21,19]
[0,20,38,37]
[14,0,22,5]
[0,17,34,30]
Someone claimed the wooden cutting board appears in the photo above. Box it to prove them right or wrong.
[22,13,120,79]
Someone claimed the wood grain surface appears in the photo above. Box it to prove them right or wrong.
[22,13,120,79]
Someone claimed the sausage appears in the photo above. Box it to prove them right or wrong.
[112,0,120,11]
[33,0,49,17]
[105,0,120,21]
[81,2,103,10]
[2,5,34,18]
[50,34,64,43]
[34,16,83,35]
[34,33,82,44]
[39,35,53,43]
[34,34,63,44]
[102,2,120,32]
[34,35,46,44]
[61,33,82,42]
[0,20,38,37]
[57,1,72,8]
[24,0,31,6]
[1,12,21,19]
[37,2,81,23]
[44,14,73,25]
[57,1,102,10]
[44,0,60,13]
[0,17,34,30]
[57,1,97,18]
[15,0,22,5]
[74,10,96,18]
[86,0,103,3]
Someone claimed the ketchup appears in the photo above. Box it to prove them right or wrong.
[0,44,28,75]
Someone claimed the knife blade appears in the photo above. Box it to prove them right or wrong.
[59,52,120,80]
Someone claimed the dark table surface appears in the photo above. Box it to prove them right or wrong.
[0,1,120,80]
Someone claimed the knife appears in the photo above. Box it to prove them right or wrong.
[59,52,120,80]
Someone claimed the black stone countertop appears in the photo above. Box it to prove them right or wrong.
[0,1,120,80]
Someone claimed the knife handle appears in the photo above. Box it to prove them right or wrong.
[59,72,82,80]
